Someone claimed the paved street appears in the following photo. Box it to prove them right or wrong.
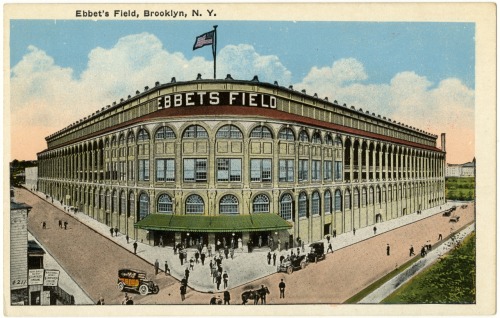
[18,187,474,305]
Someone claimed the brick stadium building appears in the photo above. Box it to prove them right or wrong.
[37,76,446,249]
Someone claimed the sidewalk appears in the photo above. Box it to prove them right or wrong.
[359,223,475,303]
[28,188,462,293]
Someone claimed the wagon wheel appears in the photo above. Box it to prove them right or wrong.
[139,284,149,295]
[286,266,293,275]
[300,261,307,269]
[117,281,125,291]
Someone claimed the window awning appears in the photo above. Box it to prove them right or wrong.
[134,213,292,233]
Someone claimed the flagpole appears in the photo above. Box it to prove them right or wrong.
[212,25,218,80]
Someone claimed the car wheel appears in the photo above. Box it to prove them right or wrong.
[139,284,149,295]
[300,261,307,269]
[287,266,293,275]
[117,282,125,291]
[153,286,159,294]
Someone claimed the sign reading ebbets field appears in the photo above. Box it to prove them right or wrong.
[158,91,277,109]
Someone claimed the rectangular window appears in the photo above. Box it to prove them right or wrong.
[128,161,134,180]
[250,159,272,182]
[299,159,309,181]
[217,159,242,182]
[312,160,321,181]
[120,161,126,181]
[324,161,332,180]
[279,159,294,182]
[334,161,343,181]
[156,159,175,182]
[138,159,149,181]
[184,159,207,182]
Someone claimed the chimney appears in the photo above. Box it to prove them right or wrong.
[441,133,446,152]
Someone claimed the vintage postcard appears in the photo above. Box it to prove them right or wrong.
[4,2,496,316]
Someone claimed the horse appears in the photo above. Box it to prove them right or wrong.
[241,286,270,305]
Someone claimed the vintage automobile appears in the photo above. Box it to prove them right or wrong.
[277,254,308,274]
[117,269,159,295]
[307,242,326,263]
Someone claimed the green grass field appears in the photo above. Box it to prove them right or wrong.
[382,232,476,304]
[446,177,475,201]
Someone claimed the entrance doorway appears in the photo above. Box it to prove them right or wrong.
[324,224,331,236]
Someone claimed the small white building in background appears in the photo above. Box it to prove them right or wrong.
[25,167,38,191]
[446,160,475,178]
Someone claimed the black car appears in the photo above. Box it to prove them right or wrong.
[307,242,326,263]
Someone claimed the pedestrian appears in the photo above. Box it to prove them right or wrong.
[114,227,118,237]
[64,221,68,230]
[326,235,330,244]
[96,297,105,305]
[258,235,262,248]
[201,251,206,265]
[409,245,415,256]
[126,234,129,244]
[273,252,277,266]
[333,229,337,238]
[230,247,234,259]
[58,220,62,228]
[181,276,187,287]
[110,228,114,237]
[164,260,170,275]
[223,290,231,305]
[327,243,333,254]
[301,240,305,253]
[180,284,186,301]
[210,295,217,305]
[159,236,164,247]
[280,254,285,264]
[223,271,228,289]
[185,267,190,283]
[195,250,200,263]
[133,241,138,254]
[154,259,159,275]
[421,246,426,257]
[267,251,271,265]
[277,239,281,252]
[216,273,222,290]
[296,247,300,256]
[386,243,390,256]
[189,257,195,270]
[279,279,286,298]
[438,233,443,240]
[373,226,377,235]
[224,246,229,259]
[179,250,184,265]
[42,221,46,229]
[353,228,356,235]
[208,244,212,257]
[209,260,213,275]
[260,284,267,304]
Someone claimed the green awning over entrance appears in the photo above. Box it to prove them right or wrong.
[134,213,292,233]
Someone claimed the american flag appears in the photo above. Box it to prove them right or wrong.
[193,31,215,50]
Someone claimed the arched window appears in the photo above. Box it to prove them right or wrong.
[111,136,117,147]
[128,192,135,218]
[334,190,342,211]
[183,125,208,138]
[216,125,242,139]
[369,187,374,205]
[325,134,333,145]
[100,189,105,209]
[280,194,293,220]
[362,188,367,206]
[138,193,149,220]
[334,136,343,147]
[186,194,204,214]
[299,130,309,142]
[311,133,322,144]
[219,194,239,214]
[250,126,273,139]
[312,192,320,215]
[298,192,308,218]
[354,188,360,208]
[120,191,126,215]
[155,126,176,140]
[157,194,173,214]
[324,191,332,214]
[137,129,150,142]
[376,187,381,204]
[119,134,125,146]
[253,194,270,213]
[127,132,135,144]
[279,128,295,141]
[344,189,351,210]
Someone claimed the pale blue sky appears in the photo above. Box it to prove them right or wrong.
[11,20,475,88]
